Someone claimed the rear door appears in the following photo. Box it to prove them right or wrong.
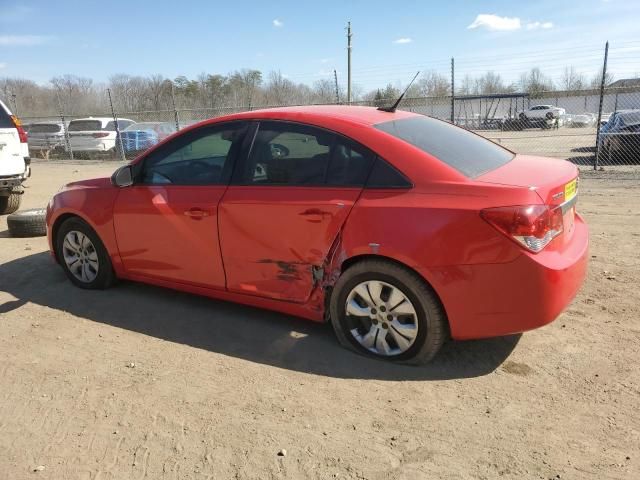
[0,101,23,176]
[219,121,374,302]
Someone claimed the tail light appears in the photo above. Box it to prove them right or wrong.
[92,132,109,138]
[481,204,563,253]
[10,115,28,143]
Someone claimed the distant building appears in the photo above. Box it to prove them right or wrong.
[608,78,640,88]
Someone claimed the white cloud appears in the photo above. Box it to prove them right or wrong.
[526,21,554,30]
[0,62,6,69]
[273,19,283,28]
[320,58,332,64]
[0,35,52,46]
[468,14,521,31]
[393,37,413,44]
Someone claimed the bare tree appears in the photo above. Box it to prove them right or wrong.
[560,67,585,92]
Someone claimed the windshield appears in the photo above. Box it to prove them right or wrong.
[69,120,103,131]
[375,116,514,178]
[29,124,61,134]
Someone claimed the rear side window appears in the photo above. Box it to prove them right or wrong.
[29,124,61,134]
[375,116,514,178]
[366,157,412,189]
[0,103,13,128]
[69,120,102,131]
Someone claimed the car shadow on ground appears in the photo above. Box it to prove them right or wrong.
[0,252,521,381]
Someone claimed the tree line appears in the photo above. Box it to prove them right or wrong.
[0,66,616,118]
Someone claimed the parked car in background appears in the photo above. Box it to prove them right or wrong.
[600,113,612,126]
[118,122,177,155]
[67,117,135,156]
[27,122,67,154]
[519,105,566,121]
[0,98,30,214]
[46,106,588,364]
[566,113,596,128]
[598,110,640,164]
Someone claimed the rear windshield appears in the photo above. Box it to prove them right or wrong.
[0,103,13,128]
[69,120,103,131]
[375,116,514,178]
[29,124,61,134]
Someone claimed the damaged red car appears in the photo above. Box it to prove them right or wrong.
[46,106,588,364]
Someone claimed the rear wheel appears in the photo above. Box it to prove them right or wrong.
[330,260,447,365]
[0,191,21,215]
[55,217,115,289]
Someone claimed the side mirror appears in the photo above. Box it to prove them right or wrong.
[111,165,133,187]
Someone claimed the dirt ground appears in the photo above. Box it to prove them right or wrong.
[0,161,638,480]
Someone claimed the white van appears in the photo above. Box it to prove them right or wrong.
[0,98,30,214]
[67,117,135,154]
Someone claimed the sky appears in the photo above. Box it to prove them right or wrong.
[1,0,639,91]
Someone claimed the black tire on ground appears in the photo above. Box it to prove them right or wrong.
[329,259,448,365]
[0,192,22,215]
[7,208,46,237]
[55,216,116,289]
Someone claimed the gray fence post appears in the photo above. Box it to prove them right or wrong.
[450,57,455,123]
[107,88,126,162]
[169,82,180,131]
[56,91,73,161]
[594,41,609,170]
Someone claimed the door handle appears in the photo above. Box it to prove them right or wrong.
[184,208,210,219]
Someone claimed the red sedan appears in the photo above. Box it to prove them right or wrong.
[46,106,588,364]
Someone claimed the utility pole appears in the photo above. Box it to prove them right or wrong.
[333,69,340,104]
[347,22,352,104]
[450,57,455,123]
[594,40,609,170]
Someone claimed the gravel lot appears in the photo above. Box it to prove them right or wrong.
[0,161,638,480]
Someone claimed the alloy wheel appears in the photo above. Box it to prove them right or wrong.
[345,280,419,356]
[62,230,99,283]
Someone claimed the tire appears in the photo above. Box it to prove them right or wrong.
[7,208,46,237]
[55,216,116,289]
[329,259,448,365]
[0,192,22,215]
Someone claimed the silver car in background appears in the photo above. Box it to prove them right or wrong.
[27,122,67,153]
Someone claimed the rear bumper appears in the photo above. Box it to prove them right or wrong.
[68,139,114,152]
[423,214,589,340]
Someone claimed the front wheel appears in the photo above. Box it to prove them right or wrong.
[55,217,115,289]
[329,260,447,365]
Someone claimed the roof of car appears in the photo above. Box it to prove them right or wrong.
[226,105,420,126]
[70,117,135,122]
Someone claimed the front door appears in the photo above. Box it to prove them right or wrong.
[113,122,247,288]
[219,121,374,302]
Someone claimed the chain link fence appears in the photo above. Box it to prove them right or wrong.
[20,88,640,169]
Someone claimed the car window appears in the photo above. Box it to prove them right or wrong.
[326,139,375,187]
[375,115,514,178]
[240,122,334,185]
[0,103,14,128]
[29,124,61,134]
[366,157,412,189]
[69,120,102,131]
[140,123,246,186]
